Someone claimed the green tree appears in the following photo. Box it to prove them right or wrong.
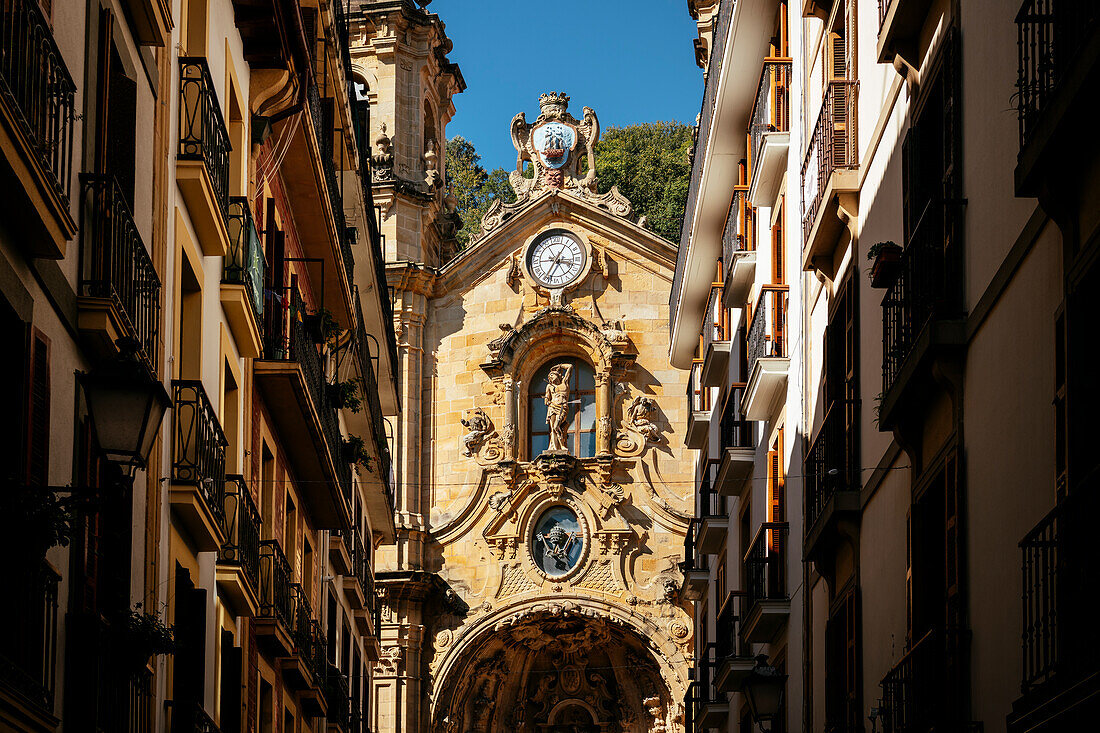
[446,136,515,248]
[593,122,694,242]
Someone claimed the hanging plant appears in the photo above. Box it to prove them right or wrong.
[342,435,375,475]
[0,480,73,559]
[117,603,175,674]
[328,378,362,413]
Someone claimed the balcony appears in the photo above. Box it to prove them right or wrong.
[748,59,792,210]
[221,197,265,358]
[282,587,327,714]
[1014,0,1100,195]
[0,0,77,257]
[342,530,368,610]
[685,361,713,449]
[689,645,728,730]
[740,522,789,643]
[878,202,965,430]
[803,403,860,563]
[0,561,59,731]
[255,290,351,529]
[216,475,262,616]
[880,627,969,733]
[741,287,789,421]
[714,592,757,693]
[353,559,379,642]
[876,0,935,69]
[1008,496,1100,731]
[801,80,859,276]
[326,667,351,733]
[329,525,354,576]
[700,285,731,387]
[697,460,728,555]
[177,57,230,257]
[715,386,755,498]
[77,174,161,370]
[678,520,710,602]
[353,295,396,521]
[170,380,228,551]
[172,703,221,733]
[721,189,757,308]
[257,539,295,655]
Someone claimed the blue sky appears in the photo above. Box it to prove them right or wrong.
[434,0,703,172]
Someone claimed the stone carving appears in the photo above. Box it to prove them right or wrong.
[462,407,494,456]
[488,490,511,512]
[498,564,537,598]
[600,319,629,344]
[627,395,661,441]
[424,138,441,188]
[576,558,620,592]
[375,645,403,675]
[544,363,573,453]
[508,92,599,196]
[372,123,395,181]
[667,621,688,639]
[487,323,514,355]
[435,628,454,649]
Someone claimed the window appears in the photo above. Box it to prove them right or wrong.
[528,358,596,458]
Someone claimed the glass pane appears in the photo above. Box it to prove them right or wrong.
[531,507,584,577]
[578,431,595,458]
[576,361,595,391]
[531,433,550,457]
[530,396,547,427]
[566,433,575,454]
[576,395,596,431]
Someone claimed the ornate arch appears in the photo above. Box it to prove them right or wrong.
[430,598,690,733]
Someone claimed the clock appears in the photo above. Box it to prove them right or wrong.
[526,230,588,289]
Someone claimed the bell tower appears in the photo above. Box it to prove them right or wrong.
[349,2,465,732]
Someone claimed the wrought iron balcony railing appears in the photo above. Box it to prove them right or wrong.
[719,385,753,449]
[178,57,230,222]
[679,519,710,575]
[701,283,730,362]
[327,665,352,730]
[306,82,354,288]
[225,197,266,318]
[1020,504,1059,694]
[747,286,788,374]
[263,288,352,505]
[698,459,724,520]
[879,627,968,733]
[220,475,261,593]
[0,561,59,711]
[805,401,858,530]
[354,293,393,499]
[174,702,221,733]
[688,360,711,414]
[715,592,753,660]
[880,201,962,394]
[743,522,788,611]
[0,0,76,201]
[171,379,228,531]
[1015,0,1099,149]
[721,187,754,263]
[79,174,161,368]
[749,59,792,171]
[801,80,859,245]
[259,539,294,628]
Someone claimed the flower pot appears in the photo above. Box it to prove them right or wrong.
[870,244,903,288]
[327,383,347,409]
[303,314,324,343]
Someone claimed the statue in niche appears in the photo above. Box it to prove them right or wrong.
[627,395,660,442]
[461,407,493,457]
[544,363,573,452]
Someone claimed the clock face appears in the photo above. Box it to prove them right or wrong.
[527,231,587,289]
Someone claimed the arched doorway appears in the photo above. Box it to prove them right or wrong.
[432,607,684,733]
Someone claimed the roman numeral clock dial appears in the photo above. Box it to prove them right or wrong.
[526,230,587,289]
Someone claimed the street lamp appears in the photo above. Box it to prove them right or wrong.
[77,338,171,476]
[742,655,787,731]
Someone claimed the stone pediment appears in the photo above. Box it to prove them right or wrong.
[435,189,676,298]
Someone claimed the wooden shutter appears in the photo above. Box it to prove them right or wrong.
[772,200,785,284]
[825,32,846,82]
[26,330,51,487]
[768,430,785,522]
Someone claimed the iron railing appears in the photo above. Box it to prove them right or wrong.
[171,380,228,532]
[743,522,788,612]
[225,197,266,318]
[79,174,161,369]
[749,59,792,174]
[174,702,221,733]
[1020,504,1060,693]
[715,592,753,660]
[879,627,970,733]
[688,360,711,413]
[259,539,294,628]
[719,384,753,449]
[721,188,753,269]
[306,81,354,288]
[698,459,724,520]
[802,80,859,245]
[178,57,230,222]
[219,475,261,593]
[881,201,961,394]
[690,643,724,725]
[1015,0,1099,149]
[354,293,393,498]
[327,665,352,731]
[0,0,76,201]
[805,402,858,530]
[263,288,352,506]
[0,561,59,710]
[747,286,788,375]
[679,519,710,576]
[702,284,730,363]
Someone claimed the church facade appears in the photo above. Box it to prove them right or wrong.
[351,8,695,729]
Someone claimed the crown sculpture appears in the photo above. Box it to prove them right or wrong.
[477,93,633,241]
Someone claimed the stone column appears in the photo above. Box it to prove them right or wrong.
[596,373,613,456]
[503,376,516,460]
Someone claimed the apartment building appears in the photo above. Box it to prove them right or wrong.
[672,0,1100,731]
[0,0,398,729]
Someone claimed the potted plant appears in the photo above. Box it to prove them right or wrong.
[868,241,902,288]
[304,307,341,344]
[342,435,375,476]
[0,480,73,560]
[117,603,175,674]
[328,378,362,413]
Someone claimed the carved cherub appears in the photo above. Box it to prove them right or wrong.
[627,395,660,441]
[461,408,493,457]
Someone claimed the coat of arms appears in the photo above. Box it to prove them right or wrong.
[509,92,599,193]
